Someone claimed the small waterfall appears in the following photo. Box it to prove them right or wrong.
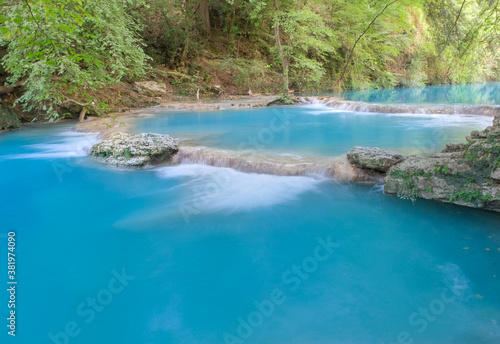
[172,146,384,183]
[302,97,500,116]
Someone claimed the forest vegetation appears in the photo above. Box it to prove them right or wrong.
[0,0,499,120]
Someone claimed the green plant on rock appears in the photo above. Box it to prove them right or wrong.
[449,189,483,203]
[434,165,450,175]
[482,194,494,201]
[278,94,294,104]
[390,169,420,202]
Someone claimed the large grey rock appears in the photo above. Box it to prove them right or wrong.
[384,115,500,212]
[0,105,20,130]
[91,133,178,167]
[346,146,405,172]
[133,81,167,97]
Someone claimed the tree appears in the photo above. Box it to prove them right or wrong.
[271,0,338,95]
[0,0,149,120]
[335,0,399,90]
[273,0,289,95]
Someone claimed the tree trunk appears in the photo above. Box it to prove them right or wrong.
[199,0,210,35]
[79,107,87,122]
[273,0,289,96]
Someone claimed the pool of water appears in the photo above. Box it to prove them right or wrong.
[1,85,500,344]
[135,104,492,157]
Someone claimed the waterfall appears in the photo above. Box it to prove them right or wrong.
[171,146,384,183]
[301,97,500,116]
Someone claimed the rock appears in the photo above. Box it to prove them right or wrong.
[346,146,405,172]
[384,115,500,212]
[133,81,167,97]
[491,168,500,182]
[267,97,300,106]
[442,143,466,153]
[171,147,383,183]
[205,85,222,95]
[91,133,178,167]
[0,105,21,130]
[470,130,480,138]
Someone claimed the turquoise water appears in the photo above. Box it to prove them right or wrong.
[135,105,492,157]
[343,82,500,105]
[1,87,500,344]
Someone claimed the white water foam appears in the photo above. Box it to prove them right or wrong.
[2,130,98,160]
[156,164,323,214]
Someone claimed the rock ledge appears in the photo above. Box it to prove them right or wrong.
[384,115,500,212]
[347,146,405,172]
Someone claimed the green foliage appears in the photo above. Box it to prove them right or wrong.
[219,58,273,89]
[273,5,338,91]
[449,189,486,203]
[389,169,422,202]
[434,165,450,175]
[1,0,149,120]
[1,0,500,112]
[425,0,500,84]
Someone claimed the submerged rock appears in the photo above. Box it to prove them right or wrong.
[347,146,405,172]
[384,116,500,212]
[91,133,178,167]
[0,105,21,130]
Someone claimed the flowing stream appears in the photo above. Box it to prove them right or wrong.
[1,83,500,344]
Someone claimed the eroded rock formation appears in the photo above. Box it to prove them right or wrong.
[347,146,405,172]
[384,116,500,211]
[91,132,178,167]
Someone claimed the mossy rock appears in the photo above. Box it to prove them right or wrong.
[91,132,179,167]
[0,105,21,130]
[384,115,500,212]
